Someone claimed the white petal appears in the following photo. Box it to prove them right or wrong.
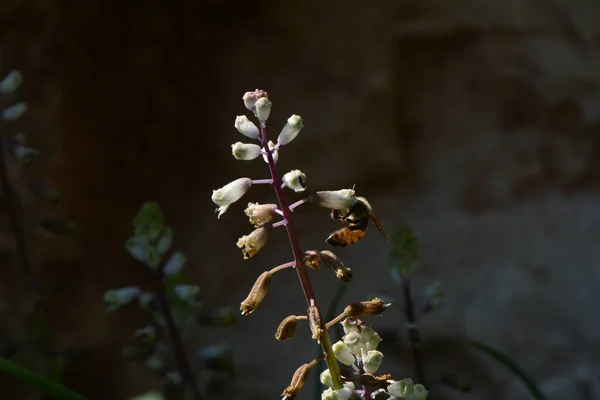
[234,115,260,139]
[277,114,303,145]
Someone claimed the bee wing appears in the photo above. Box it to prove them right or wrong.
[326,227,367,247]
[368,211,389,242]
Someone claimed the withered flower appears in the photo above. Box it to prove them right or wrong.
[281,362,313,399]
[308,305,324,343]
[275,315,299,341]
[319,250,353,282]
[240,271,272,316]
[351,373,391,390]
[303,250,322,271]
[245,202,278,227]
[344,297,389,317]
[237,225,271,259]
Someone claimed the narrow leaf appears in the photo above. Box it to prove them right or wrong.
[0,357,90,400]
[470,341,548,400]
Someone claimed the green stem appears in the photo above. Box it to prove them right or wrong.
[0,132,59,381]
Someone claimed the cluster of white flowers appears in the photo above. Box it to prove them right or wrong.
[320,318,427,399]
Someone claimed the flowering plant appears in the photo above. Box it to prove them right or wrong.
[212,89,428,399]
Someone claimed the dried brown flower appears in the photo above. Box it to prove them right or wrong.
[303,250,322,271]
[281,362,313,399]
[319,250,353,282]
[240,271,272,316]
[244,202,279,227]
[344,297,388,317]
[237,225,271,259]
[308,305,324,343]
[275,315,299,341]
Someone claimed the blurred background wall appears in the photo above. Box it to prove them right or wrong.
[1,0,599,399]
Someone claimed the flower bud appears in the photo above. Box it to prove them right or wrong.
[242,89,268,111]
[309,189,357,209]
[365,332,383,351]
[363,350,383,374]
[410,384,429,400]
[165,371,182,387]
[277,114,303,145]
[387,378,415,397]
[234,115,260,139]
[303,250,322,271]
[231,142,262,160]
[262,140,279,164]
[341,318,359,335]
[240,271,272,316]
[156,227,173,255]
[319,251,352,283]
[255,97,272,122]
[0,70,23,94]
[281,362,313,399]
[332,341,355,366]
[1,102,27,121]
[144,353,165,373]
[128,391,166,400]
[342,331,362,355]
[422,281,444,313]
[104,287,142,312]
[245,202,278,227]
[308,305,324,343]
[320,368,333,388]
[138,292,159,311]
[275,315,299,341]
[282,170,307,192]
[163,252,186,276]
[133,325,156,345]
[236,225,271,259]
[173,284,201,307]
[344,297,388,317]
[212,177,253,218]
[321,387,353,400]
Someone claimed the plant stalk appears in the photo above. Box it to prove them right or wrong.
[0,132,60,381]
[260,122,343,390]
[155,262,200,399]
[402,279,426,385]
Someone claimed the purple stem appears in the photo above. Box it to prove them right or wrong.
[259,121,343,389]
[251,178,273,185]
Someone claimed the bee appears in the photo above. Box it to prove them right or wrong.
[326,196,389,247]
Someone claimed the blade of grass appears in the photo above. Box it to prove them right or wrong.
[470,341,548,400]
[0,357,90,400]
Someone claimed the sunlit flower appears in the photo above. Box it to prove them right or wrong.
[282,170,307,192]
[212,178,252,218]
[234,115,260,139]
[232,142,262,160]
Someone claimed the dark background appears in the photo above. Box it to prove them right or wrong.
[0,0,599,399]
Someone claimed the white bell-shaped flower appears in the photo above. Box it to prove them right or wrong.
[0,70,23,94]
[231,142,262,160]
[309,189,357,209]
[234,115,260,139]
[211,178,253,218]
[332,341,355,366]
[255,97,272,122]
[363,350,383,374]
[277,114,303,145]
[282,170,307,192]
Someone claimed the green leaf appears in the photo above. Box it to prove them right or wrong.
[0,357,90,400]
[470,341,548,400]
[390,222,419,281]
[133,201,165,240]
